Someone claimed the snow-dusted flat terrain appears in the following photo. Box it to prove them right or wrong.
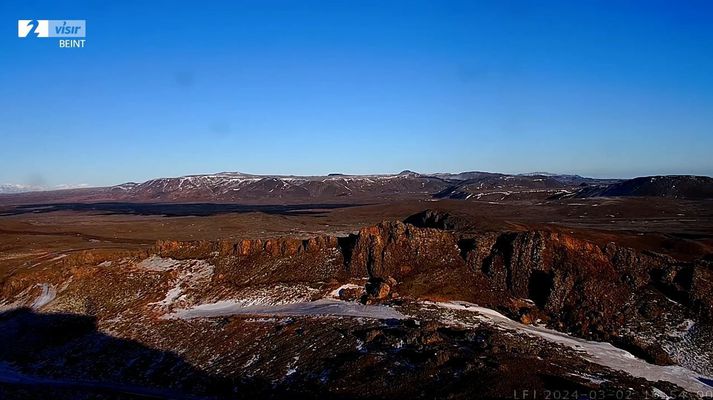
[168,298,406,320]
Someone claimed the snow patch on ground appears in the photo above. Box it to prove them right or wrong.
[1,283,59,312]
[31,284,57,309]
[137,255,181,271]
[167,298,406,320]
[328,283,362,298]
[148,259,214,309]
[429,301,713,394]
[190,284,323,311]
[567,371,608,385]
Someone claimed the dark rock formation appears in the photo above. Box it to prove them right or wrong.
[559,175,713,200]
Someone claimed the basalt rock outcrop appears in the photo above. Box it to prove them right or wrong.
[149,214,713,344]
[155,236,340,259]
[346,221,462,279]
[403,209,476,231]
[329,214,713,370]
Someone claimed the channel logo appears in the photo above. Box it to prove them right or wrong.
[18,20,48,37]
[18,20,85,38]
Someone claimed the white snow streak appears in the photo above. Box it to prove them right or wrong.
[31,284,57,309]
[167,298,406,320]
[328,283,363,298]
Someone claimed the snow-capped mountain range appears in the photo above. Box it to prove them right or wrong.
[1,171,710,203]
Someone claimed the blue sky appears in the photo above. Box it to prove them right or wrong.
[1,1,712,187]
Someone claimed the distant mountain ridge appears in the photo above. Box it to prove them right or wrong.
[0,184,43,194]
[77,171,616,203]
[559,175,713,200]
[0,183,90,194]
[1,171,711,204]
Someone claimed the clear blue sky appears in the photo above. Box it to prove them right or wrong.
[1,1,712,187]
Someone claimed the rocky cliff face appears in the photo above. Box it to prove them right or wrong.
[144,216,713,344]
[346,222,462,278]
[327,217,713,373]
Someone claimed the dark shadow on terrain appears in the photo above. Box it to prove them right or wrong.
[0,309,375,400]
[528,271,554,309]
[698,377,713,388]
[0,202,359,217]
[0,308,234,399]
